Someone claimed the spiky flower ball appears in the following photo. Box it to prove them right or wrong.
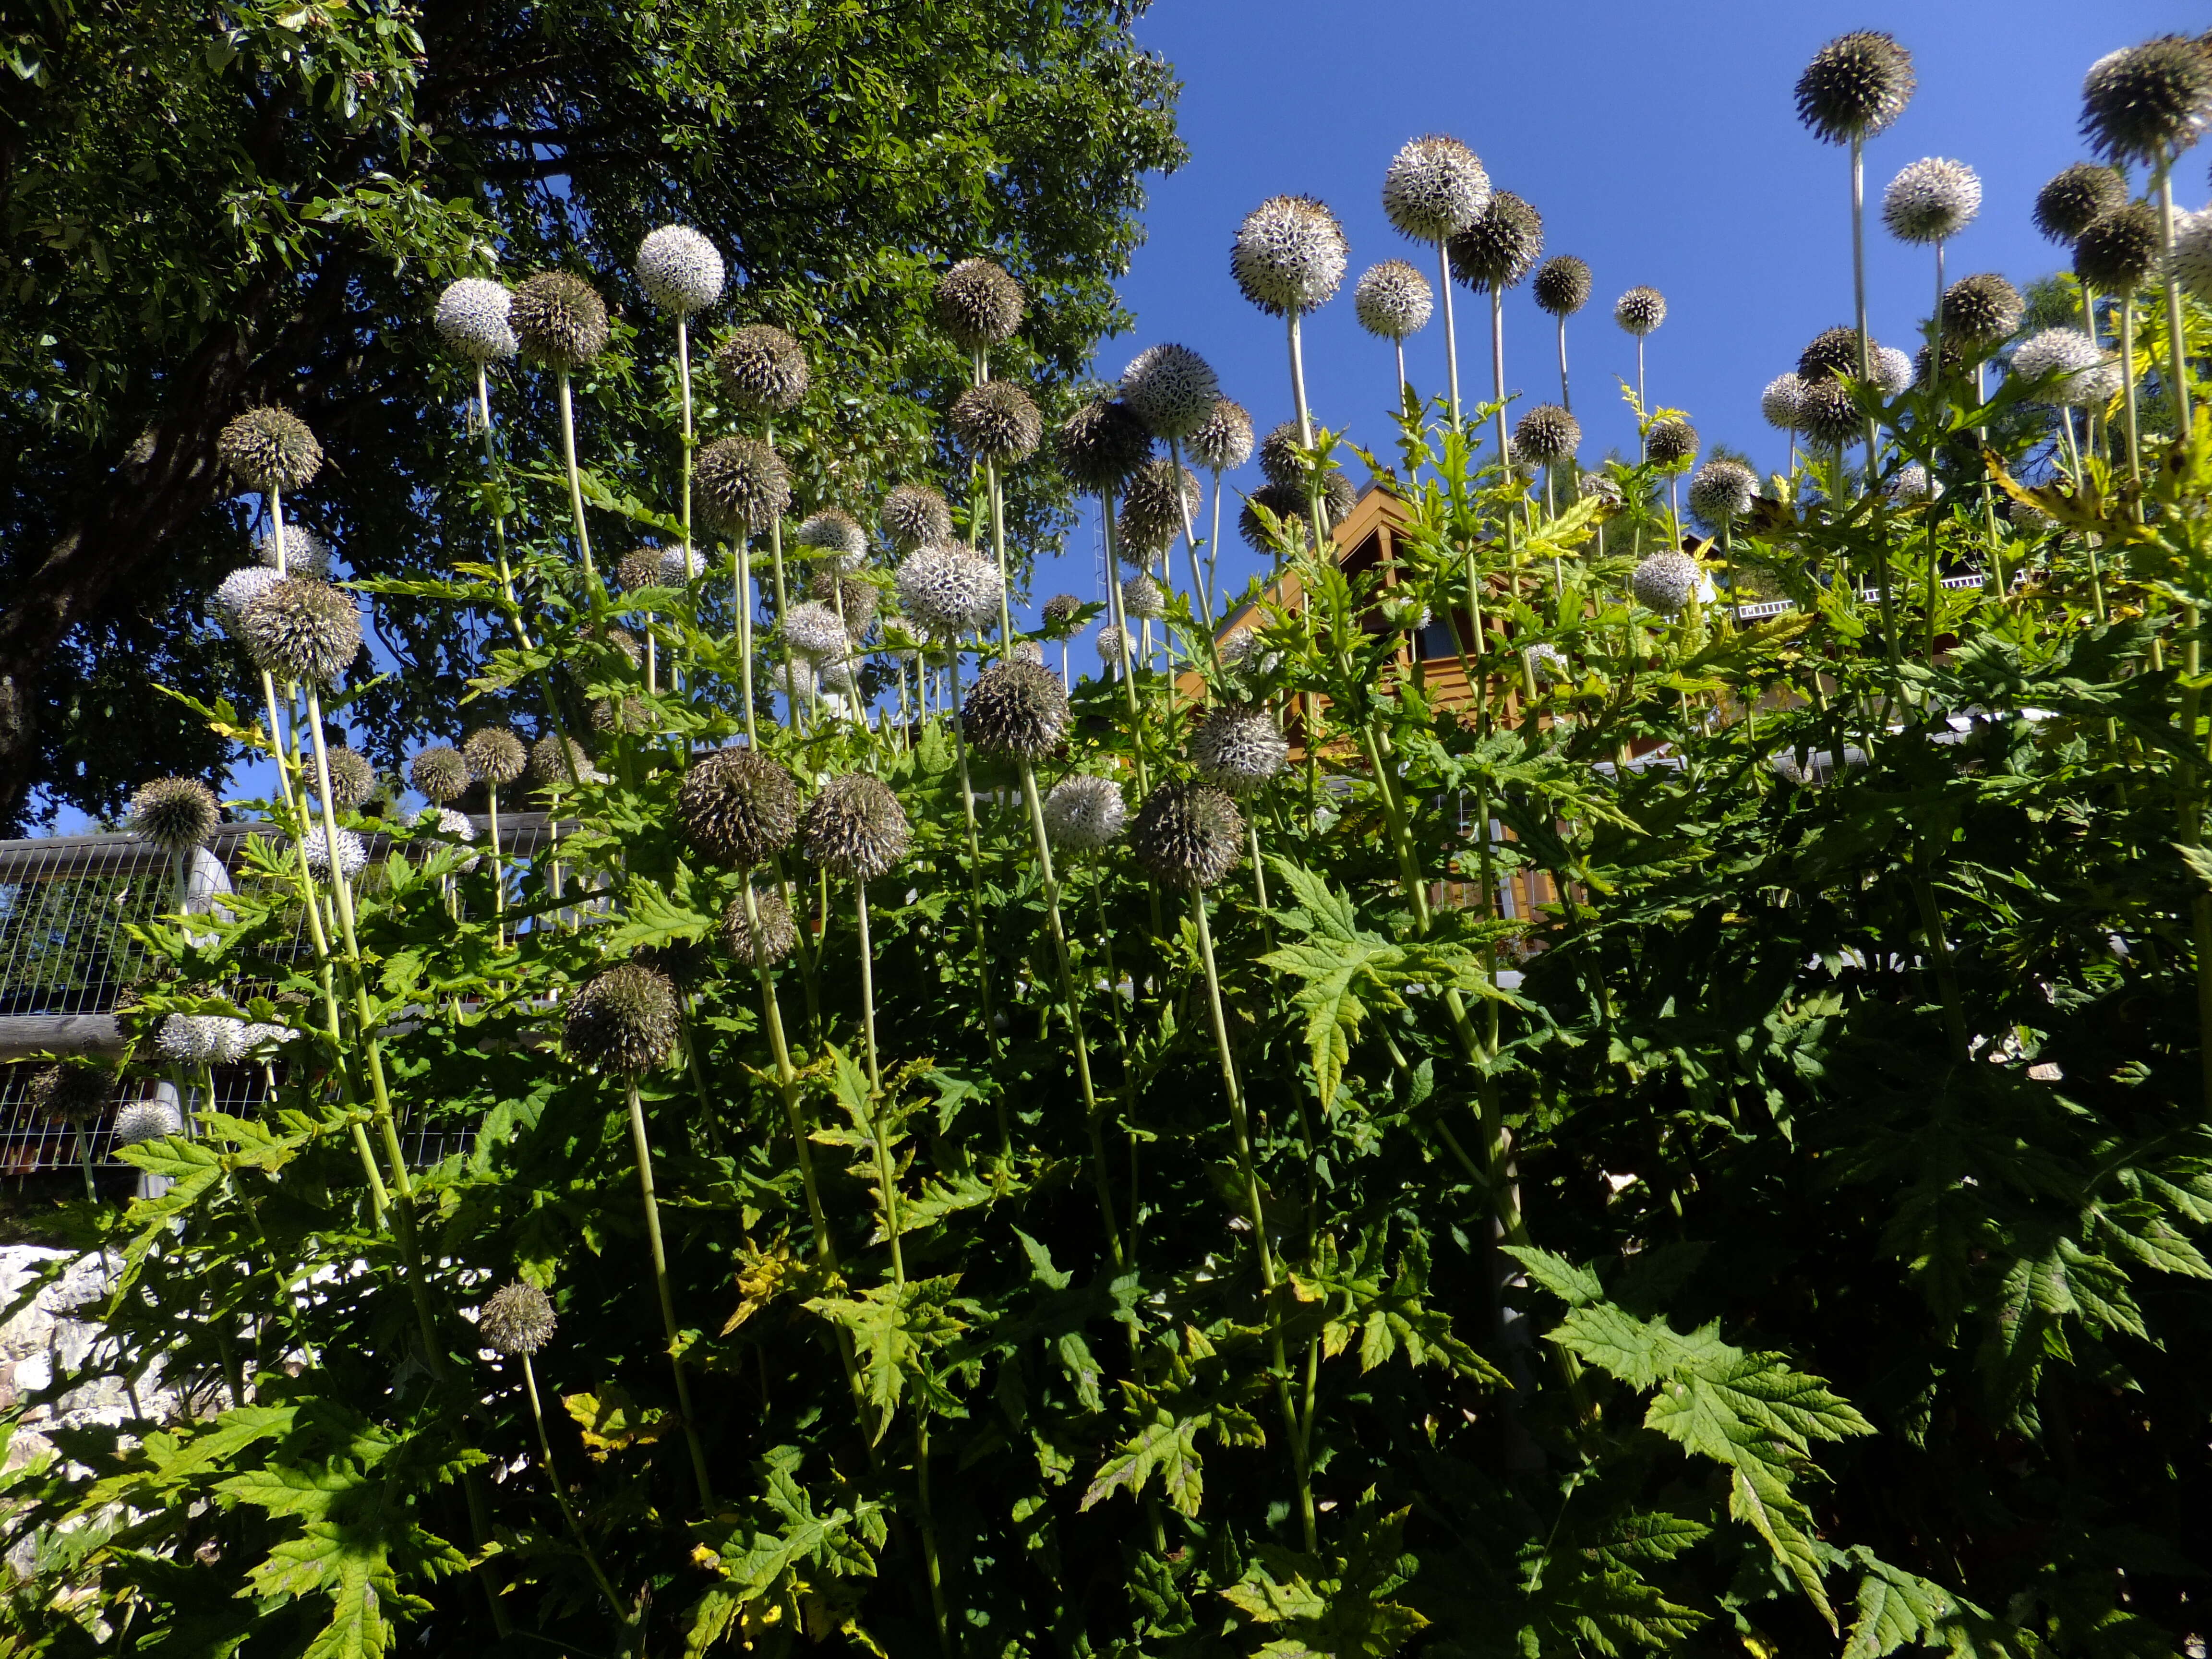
[720,885,797,969]
[882,482,955,551]
[696,437,792,537]
[1613,286,1666,337]
[1448,191,1543,290]
[418,806,479,872]
[214,566,282,634]
[1513,405,1580,466]
[1118,459,1202,554]
[1120,572,1166,620]
[434,278,516,361]
[1096,623,1129,666]
[322,747,376,810]
[257,522,334,579]
[715,325,810,415]
[936,259,1025,352]
[2081,36,2212,165]
[1874,345,1914,399]
[1059,399,1154,494]
[1761,372,1807,430]
[1122,343,1221,440]
[1796,377,1861,448]
[112,1097,183,1147]
[1354,261,1433,340]
[801,773,912,880]
[1382,134,1491,241]
[2171,208,2212,303]
[2011,328,2123,406]
[1688,459,1758,527]
[129,777,219,854]
[1042,774,1128,851]
[635,225,724,315]
[511,272,609,369]
[239,578,361,686]
[2033,162,2128,244]
[479,1281,557,1358]
[1258,421,1307,490]
[464,728,527,788]
[1645,418,1699,471]
[796,508,868,568]
[660,547,702,586]
[1887,463,1942,503]
[1187,398,1255,473]
[1042,594,1084,634]
[302,825,368,878]
[950,380,1043,462]
[1941,273,2024,347]
[1525,643,1570,683]
[218,406,321,493]
[1881,157,1982,243]
[410,745,469,804]
[564,961,680,1075]
[1131,782,1246,890]
[1580,472,1625,510]
[1533,255,1592,318]
[1232,194,1349,316]
[2073,202,2161,291]
[896,544,1003,637]
[962,659,1070,758]
[530,733,593,791]
[1795,31,1916,144]
[1798,325,1863,383]
[1189,705,1288,793]
[781,601,850,661]
[616,546,665,592]
[154,1014,216,1066]
[678,747,800,867]
[1631,551,1702,615]
[26,1062,111,1124]
[809,569,878,632]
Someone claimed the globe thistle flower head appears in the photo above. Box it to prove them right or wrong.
[1874,346,1914,399]
[1217,628,1277,678]
[1795,31,1916,144]
[882,482,954,552]
[2011,327,2123,407]
[764,658,816,704]
[1448,191,1543,291]
[463,727,527,788]
[1796,377,1861,448]
[677,747,800,867]
[1187,398,1255,473]
[2033,162,2128,243]
[2170,208,2212,304]
[1118,458,1202,555]
[1096,623,1129,666]
[809,568,878,632]
[564,961,681,1075]
[301,825,368,878]
[935,258,1025,351]
[218,406,322,493]
[433,277,516,361]
[1121,343,1221,439]
[1941,272,2024,346]
[26,1062,112,1124]
[239,578,361,686]
[696,437,792,537]
[2073,203,2161,291]
[1042,593,1084,633]
[1232,194,1349,316]
[1613,286,1666,337]
[895,544,1003,637]
[795,508,869,567]
[1631,551,1702,615]
[800,772,912,880]
[1798,325,1863,384]
[1513,405,1580,466]
[203,1015,251,1067]
[1120,572,1166,620]
[1645,418,1699,471]
[1881,157,1982,244]
[635,225,725,315]
[1042,774,1128,851]
[2081,36,2212,165]
[1059,398,1154,493]
[112,1097,183,1147]
[950,380,1043,462]
[781,600,851,661]
[129,777,219,855]
[1258,422,1307,490]
[715,325,810,415]
[1688,459,1758,528]
[1382,134,1491,241]
[962,659,1070,757]
[659,546,702,586]
[1354,261,1434,340]
[1533,255,1592,318]
[154,1013,216,1066]
[1189,704,1288,794]
[322,746,375,810]
[479,1281,557,1358]
[1887,463,1943,503]
[511,272,610,370]
[721,885,798,968]
[1131,782,1246,890]
[1524,643,1570,684]
[256,522,334,580]
[1579,472,1626,510]
[1761,372,1808,431]
[410,744,470,805]
[616,546,666,592]
[530,733,594,791]
[213,566,282,635]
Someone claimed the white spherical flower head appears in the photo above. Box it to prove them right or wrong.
[1217,628,1278,678]
[213,566,283,634]
[795,509,870,569]
[658,546,701,585]
[1761,373,1807,431]
[1881,157,1982,244]
[2167,208,2212,306]
[256,523,334,579]
[434,277,517,361]
[635,225,725,315]
[112,1097,184,1147]
[1687,459,1758,527]
[1382,134,1491,242]
[1121,343,1221,440]
[2011,328,2123,408]
[768,656,817,701]
[156,1013,216,1065]
[781,600,851,661]
[204,1016,251,1067]
[1120,573,1166,621]
[1041,773,1129,851]
[1189,704,1289,793]
[894,544,1003,638]
[1354,260,1434,340]
[301,824,369,878]
[1630,551,1702,616]
[1096,623,1129,664]
[1873,346,1913,400]
[1524,643,1570,684]
[1232,194,1349,317]
[1613,287,1666,337]
[1888,463,1943,503]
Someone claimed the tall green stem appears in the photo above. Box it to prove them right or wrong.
[518,1352,630,1633]
[2157,164,2194,435]
[1438,238,1462,431]
[622,1078,713,1506]
[557,371,603,640]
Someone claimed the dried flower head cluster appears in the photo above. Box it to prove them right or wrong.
[1121,344,1221,440]
[1613,286,1666,337]
[434,278,516,361]
[1887,463,1942,503]
[1796,377,1862,448]
[564,961,681,1075]
[1798,326,1864,384]
[479,1281,558,1358]
[2080,37,2212,164]
[511,272,609,369]
[801,772,912,880]
[1874,346,1914,399]
[214,567,283,633]
[112,1097,183,1147]
[963,659,1070,757]
[1688,459,1758,527]
[635,225,725,315]
[219,407,322,493]
[1042,594,1084,633]
[1060,398,1155,494]
[1354,261,1433,340]
[1186,398,1255,473]
[1118,459,1201,554]
[882,482,955,552]
[464,728,527,788]
[950,380,1043,462]
[1513,405,1580,466]
[721,885,798,968]
[302,825,369,878]
[129,777,219,854]
[1120,572,1165,621]
[809,569,878,632]
[796,509,869,567]
[323,746,376,809]
[1381,134,1491,242]
[530,733,592,791]
[1448,191,1543,290]
[2033,162,2128,244]
[410,745,470,804]
[1533,255,1592,318]
[896,544,1003,637]
[1761,373,1807,430]
[1042,774,1127,850]
[1258,422,1306,491]
[2073,202,2160,291]
[696,437,792,537]
[617,546,665,592]
[1795,31,1916,143]
[1881,157,1982,243]
[1232,195,1349,316]
[1131,782,1245,890]
[26,1062,112,1124]
[240,578,361,686]
[936,259,1025,352]
[1189,705,1288,793]
[1631,551,1703,615]
[715,325,810,415]
[1941,272,2024,347]
[1645,418,1699,471]
[257,522,333,579]
[679,747,800,867]
[781,600,851,661]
